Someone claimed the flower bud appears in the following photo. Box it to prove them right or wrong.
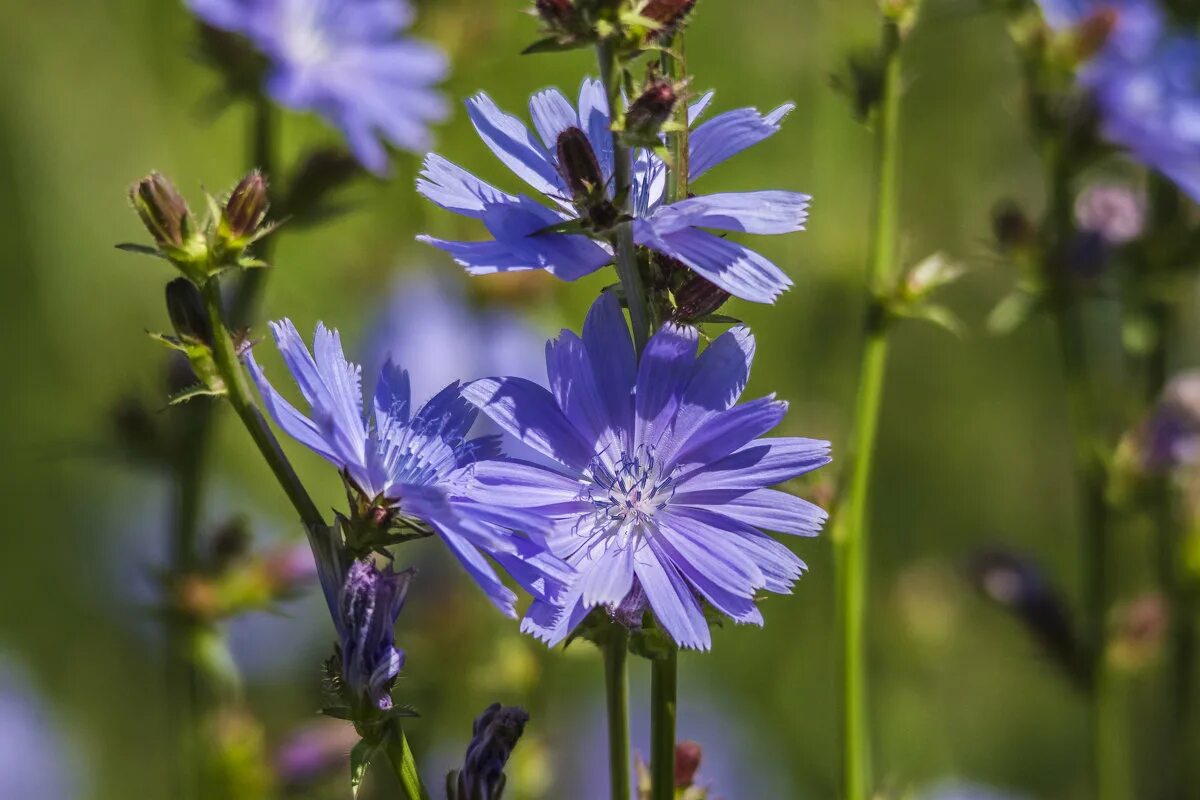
[625,79,678,142]
[992,200,1035,254]
[674,740,702,788]
[1075,8,1119,61]
[165,278,214,345]
[448,703,530,800]
[535,0,575,26]
[131,172,193,250]
[641,0,697,41]
[672,273,731,322]
[223,170,270,241]
[557,127,606,200]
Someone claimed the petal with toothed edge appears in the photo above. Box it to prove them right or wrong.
[529,87,580,149]
[668,396,787,470]
[676,437,832,492]
[669,505,807,592]
[689,104,795,181]
[636,536,712,651]
[635,225,792,304]
[578,78,615,186]
[582,294,637,450]
[246,352,340,465]
[672,487,827,536]
[416,153,519,219]
[466,92,562,197]
[648,191,811,236]
[463,459,587,510]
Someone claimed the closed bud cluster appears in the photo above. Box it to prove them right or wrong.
[131,172,193,250]
[640,0,697,41]
[624,78,679,143]
[222,170,270,243]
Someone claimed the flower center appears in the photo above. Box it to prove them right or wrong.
[584,448,679,531]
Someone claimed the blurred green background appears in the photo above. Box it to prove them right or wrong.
[0,0,1171,797]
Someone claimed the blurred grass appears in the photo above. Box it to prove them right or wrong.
[0,0,1166,797]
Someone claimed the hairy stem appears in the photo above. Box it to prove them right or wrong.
[603,631,632,800]
[831,18,903,800]
[650,651,678,800]
[596,37,650,353]
[660,36,689,205]
[386,727,431,800]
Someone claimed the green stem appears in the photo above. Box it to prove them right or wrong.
[831,19,902,800]
[603,631,632,800]
[200,279,326,536]
[659,36,689,205]
[596,38,650,353]
[386,727,431,800]
[1042,133,1120,800]
[650,651,678,800]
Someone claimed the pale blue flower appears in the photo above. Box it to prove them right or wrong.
[189,0,448,174]
[418,80,809,304]
[247,320,570,617]
[464,295,831,650]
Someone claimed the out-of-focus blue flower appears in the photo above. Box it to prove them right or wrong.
[336,559,411,710]
[463,294,830,650]
[247,321,570,616]
[447,703,530,800]
[0,658,85,799]
[418,80,809,304]
[916,779,1028,800]
[1036,1,1200,201]
[188,0,448,175]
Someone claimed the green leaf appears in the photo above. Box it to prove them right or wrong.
[114,242,165,258]
[319,705,354,721]
[168,384,223,405]
[987,290,1038,336]
[350,737,384,798]
[521,36,587,56]
[908,304,966,337]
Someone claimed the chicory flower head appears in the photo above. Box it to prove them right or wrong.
[188,0,449,175]
[247,320,570,617]
[464,295,831,650]
[336,559,412,711]
[1037,0,1200,201]
[418,79,810,304]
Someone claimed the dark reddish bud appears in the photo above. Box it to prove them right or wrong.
[673,273,731,322]
[224,170,270,240]
[674,741,702,788]
[557,127,605,200]
[625,79,678,140]
[535,0,575,26]
[131,172,192,248]
[642,0,697,40]
[1076,8,1119,60]
[210,517,251,571]
[165,278,214,344]
[992,200,1035,253]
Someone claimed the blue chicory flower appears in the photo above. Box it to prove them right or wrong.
[463,294,831,650]
[246,320,570,617]
[1036,0,1200,201]
[418,79,810,304]
[336,559,411,710]
[188,0,449,175]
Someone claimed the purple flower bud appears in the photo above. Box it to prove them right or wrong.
[557,127,606,201]
[131,172,192,249]
[165,278,213,344]
[449,703,530,800]
[336,560,413,711]
[674,740,703,788]
[223,170,270,241]
[967,548,1085,686]
[625,79,679,141]
[556,127,618,227]
[642,0,697,41]
[1074,182,1146,245]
